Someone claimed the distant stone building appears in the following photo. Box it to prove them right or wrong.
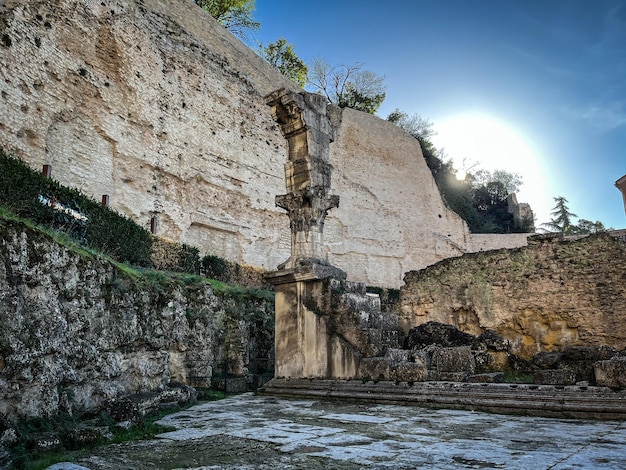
[506,193,535,231]
[616,174,626,216]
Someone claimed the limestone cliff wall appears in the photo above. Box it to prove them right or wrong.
[326,109,471,286]
[0,0,525,288]
[0,217,273,418]
[0,0,293,271]
[400,233,626,359]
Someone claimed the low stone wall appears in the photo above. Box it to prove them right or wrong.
[0,218,274,419]
[468,233,530,253]
[400,233,626,359]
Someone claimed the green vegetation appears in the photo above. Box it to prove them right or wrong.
[259,38,308,87]
[387,111,533,234]
[0,150,152,266]
[194,0,259,42]
[503,371,534,384]
[8,391,226,470]
[308,59,386,114]
[541,196,609,235]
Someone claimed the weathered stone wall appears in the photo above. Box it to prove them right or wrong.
[0,0,528,288]
[0,218,273,418]
[0,0,293,271]
[325,109,473,287]
[469,233,531,253]
[400,233,626,359]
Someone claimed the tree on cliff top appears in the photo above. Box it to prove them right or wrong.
[541,197,610,235]
[259,38,309,87]
[308,59,386,114]
[541,196,577,234]
[387,110,531,234]
[194,0,259,42]
[387,109,436,141]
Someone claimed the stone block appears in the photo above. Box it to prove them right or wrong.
[405,322,475,349]
[64,426,113,449]
[594,357,626,389]
[563,345,617,362]
[369,313,383,329]
[367,329,383,355]
[425,370,440,381]
[439,372,468,382]
[389,362,428,382]
[366,293,381,313]
[534,369,576,386]
[433,346,476,374]
[475,330,509,351]
[343,281,367,295]
[381,313,399,330]
[28,432,62,452]
[358,310,371,329]
[412,350,432,369]
[533,352,563,369]
[384,348,410,366]
[474,350,509,373]
[358,358,390,381]
[381,330,400,350]
[469,372,505,383]
[559,346,618,383]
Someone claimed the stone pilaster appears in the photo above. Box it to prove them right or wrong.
[265,89,339,269]
[265,89,356,378]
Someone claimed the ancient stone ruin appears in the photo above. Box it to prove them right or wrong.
[0,0,624,437]
[258,87,626,419]
[0,0,534,288]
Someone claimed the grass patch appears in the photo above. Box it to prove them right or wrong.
[503,371,534,383]
[0,150,153,266]
[206,278,274,302]
[8,391,228,469]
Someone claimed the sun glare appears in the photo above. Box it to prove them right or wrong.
[431,113,551,227]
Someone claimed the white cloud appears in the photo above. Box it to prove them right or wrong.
[574,102,626,131]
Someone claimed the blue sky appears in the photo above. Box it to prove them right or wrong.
[253,0,626,229]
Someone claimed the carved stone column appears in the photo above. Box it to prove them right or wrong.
[264,89,357,379]
[265,89,339,269]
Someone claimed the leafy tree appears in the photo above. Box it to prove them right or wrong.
[541,196,577,234]
[259,38,308,87]
[569,219,608,235]
[470,169,522,194]
[308,59,386,114]
[541,197,611,235]
[194,0,259,42]
[387,109,436,141]
[387,108,530,233]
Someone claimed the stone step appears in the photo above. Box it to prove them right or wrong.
[259,378,626,420]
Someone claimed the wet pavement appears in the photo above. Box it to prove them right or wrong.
[56,392,626,469]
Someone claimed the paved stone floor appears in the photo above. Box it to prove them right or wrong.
[57,393,626,469]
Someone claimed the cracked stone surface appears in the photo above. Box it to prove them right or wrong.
[64,393,625,469]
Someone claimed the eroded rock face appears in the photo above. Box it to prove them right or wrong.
[594,357,626,389]
[0,0,293,271]
[404,321,476,349]
[401,233,626,359]
[0,0,528,288]
[0,218,273,418]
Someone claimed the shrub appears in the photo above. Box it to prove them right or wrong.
[0,150,152,266]
[151,238,201,274]
[201,254,269,288]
